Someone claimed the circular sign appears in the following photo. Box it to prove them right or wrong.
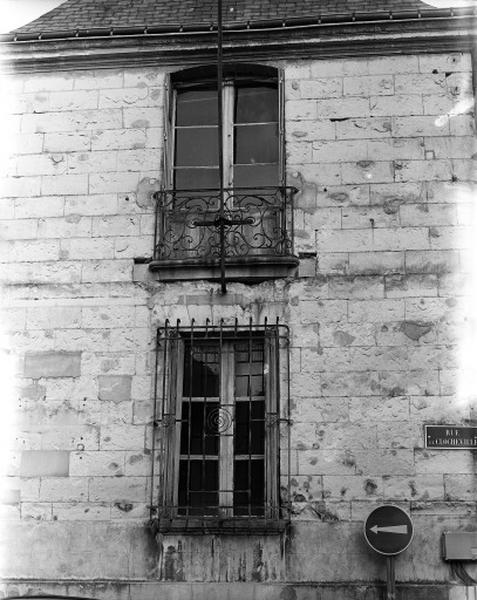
[364,505,414,556]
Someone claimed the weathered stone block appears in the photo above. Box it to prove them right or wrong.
[61,238,115,260]
[39,476,88,501]
[125,452,151,477]
[0,176,42,197]
[344,75,394,97]
[21,502,53,521]
[349,397,410,423]
[64,193,117,216]
[323,475,383,501]
[98,375,132,402]
[52,502,111,521]
[20,450,70,477]
[89,172,140,194]
[91,129,146,151]
[87,476,147,502]
[70,451,125,476]
[74,69,124,90]
[14,195,64,218]
[67,150,117,174]
[41,173,88,195]
[26,306,82,330]
[123,106,163,129]
[383,474,444,501]
[24,351,81,378]
[92,215,140,237]
[341,161,394,185]
[297,450,357,476]
[81,259,132,283]
[348,251,404,275]
[415,450,474,474]
[285,100,316,120]
[354,449,414,476]
[100,424,146,451]
[419,52,471,73]
[348,299,404,322]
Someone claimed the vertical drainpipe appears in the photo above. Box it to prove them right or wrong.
[217,0,226,295]
[472,43,477,131]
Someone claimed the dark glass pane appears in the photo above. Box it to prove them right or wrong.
[180,401,219,455]
[233,165,279,188]
[234,400,264,455]
[174,168,220,190]
[176,89,218,126]
[235,401,249,455]
[235,374,264,397]
[178,459,219,515]
[235,86,278,124]
[251,401,265,420]
[183,344,220,397]
[251,418,265,454]
[235,124,278,165]
[175,127,218,166]
[233,459,265,515]
[235,341,265,396]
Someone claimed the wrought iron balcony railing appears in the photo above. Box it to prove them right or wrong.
[151,187,297,273]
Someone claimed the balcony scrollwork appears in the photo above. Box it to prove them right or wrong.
[149,186,299,282]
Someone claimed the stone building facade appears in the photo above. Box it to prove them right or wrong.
[0,1,476,598]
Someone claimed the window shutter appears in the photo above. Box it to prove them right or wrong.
[159,330,183,517]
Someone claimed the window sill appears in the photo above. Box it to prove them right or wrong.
[148,255,299,283]
[152,516,289,535]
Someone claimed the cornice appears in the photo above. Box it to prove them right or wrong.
[0,13,475,73]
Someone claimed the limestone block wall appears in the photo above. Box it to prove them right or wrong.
[0,51,475,598]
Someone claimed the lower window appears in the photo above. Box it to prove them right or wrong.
[153,322,289,534]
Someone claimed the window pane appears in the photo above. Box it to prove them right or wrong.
[235,400,265,455]
[235,374,264,397]
[175,127,218,166]
[178,459,219,515]
[174,168,220,190]
[176,89,218,126]
[180,401,220,455]
[234,459,265,515]
[235,85,278,124]
[235,341,265,397]
[183,344,220,397]
[233,165,279,188]
[234,124,278,165]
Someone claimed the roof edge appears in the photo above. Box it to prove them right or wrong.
[2,6,476,43]
[1,11,475,73]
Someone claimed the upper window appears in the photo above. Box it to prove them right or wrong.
[150,65,298,282]
[167,63,282,190]
[152,322,290,534]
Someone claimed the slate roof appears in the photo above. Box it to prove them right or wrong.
[14,0,444,35]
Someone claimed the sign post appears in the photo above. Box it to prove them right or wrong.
[364,505,414,600]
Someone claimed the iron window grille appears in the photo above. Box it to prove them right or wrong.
[150,319,291,535]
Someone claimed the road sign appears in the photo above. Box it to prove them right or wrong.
[364,505,414,556]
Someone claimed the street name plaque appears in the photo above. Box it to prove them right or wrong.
[425,425,477,449]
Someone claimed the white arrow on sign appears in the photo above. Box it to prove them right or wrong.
[370,524,408,535]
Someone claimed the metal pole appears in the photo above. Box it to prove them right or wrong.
[386,556,396,600]
[217,0,226,294]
